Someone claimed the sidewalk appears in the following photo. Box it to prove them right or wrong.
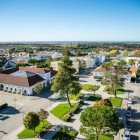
[43,95,92,139]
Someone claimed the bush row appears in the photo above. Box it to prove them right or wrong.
[61,103,79,122]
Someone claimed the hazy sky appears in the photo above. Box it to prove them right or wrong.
[0,0,140,41]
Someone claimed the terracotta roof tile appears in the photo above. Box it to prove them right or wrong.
[13,60,26,64]
[0,74,44,87]
[19,67,50,74]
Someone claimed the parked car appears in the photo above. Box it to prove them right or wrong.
[124,130,130,140]
[126,111,132,117]
[128,98,132,104]
[125,120,132,131]
[127,106,132,112]
[49,93,61,100]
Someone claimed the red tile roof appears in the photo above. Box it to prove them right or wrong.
[0,74,45,87]
[0,67,57,77]
[130,65,136,74]
[13,60,26,64]
[19,67,50,74]
[93,67,107,73]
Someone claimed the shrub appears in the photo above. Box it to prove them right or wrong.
[94,99,112,107]
[104,86,112,92]
[79,100,84,105]
[70,105,79,113]
[0,103,8,110]
[62,114,71,121]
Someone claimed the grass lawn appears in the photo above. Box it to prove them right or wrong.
[110,97,123,107]
[82,84,92,91]
[99,134,113,140]
[91,134,113,140]
[17,120,51,138]
[104,87,124,95]
[108,89,124,95]
[50,103,78,121]
[87,94,102,101]
[82,84,100,91]
[69,93,84,100]
[52,127,78,140]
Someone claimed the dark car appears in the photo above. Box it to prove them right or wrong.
[127,106,132,112]
[125,120,132,131]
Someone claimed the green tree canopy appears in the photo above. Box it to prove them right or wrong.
[28,58,38,65]
[33,83,43,94]
[23,112,40,132]
[90,85,100,95]
[136,67,140,77]
[80,106,119,140]
[128,59,135,65]
[38,109,49,120]
[51,56,80,107]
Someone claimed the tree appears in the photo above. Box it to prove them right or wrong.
[38,109,49,120]
[45,58,52,68]
[102,60,126,97]
[80,106,119,140]
[136,67,140,77]
[33,83,43,94]
[90,85,100,95]
[51,56,80,108]
[23,112,40,132]
[61,47,70,56]
[28,58,38,65]
[107,74,124,98]
[128,59,135,65]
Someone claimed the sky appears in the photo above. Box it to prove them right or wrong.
[0,0,140,42]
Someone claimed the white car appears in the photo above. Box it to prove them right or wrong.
[128,98,132,104]
[124,130,130,140]
[49,93,61,100]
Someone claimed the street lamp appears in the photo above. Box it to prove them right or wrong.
[20,111,25,120]
[13,98,17,109]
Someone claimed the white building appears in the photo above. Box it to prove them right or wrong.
[0,67,57,95]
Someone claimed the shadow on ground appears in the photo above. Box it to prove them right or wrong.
[0,106,20,115]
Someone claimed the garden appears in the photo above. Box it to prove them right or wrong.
[17,119,52,138]
[104,86,124,95]
[50,103,79,121]
[69,92,84,100]
[82,84,100,91]
[52,126,78,140]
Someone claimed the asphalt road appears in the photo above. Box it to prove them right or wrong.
[126,83,140,140]
[0,88,53,139]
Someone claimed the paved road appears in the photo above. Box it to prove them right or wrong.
[126,83,140,140]
[0,89,53,139]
